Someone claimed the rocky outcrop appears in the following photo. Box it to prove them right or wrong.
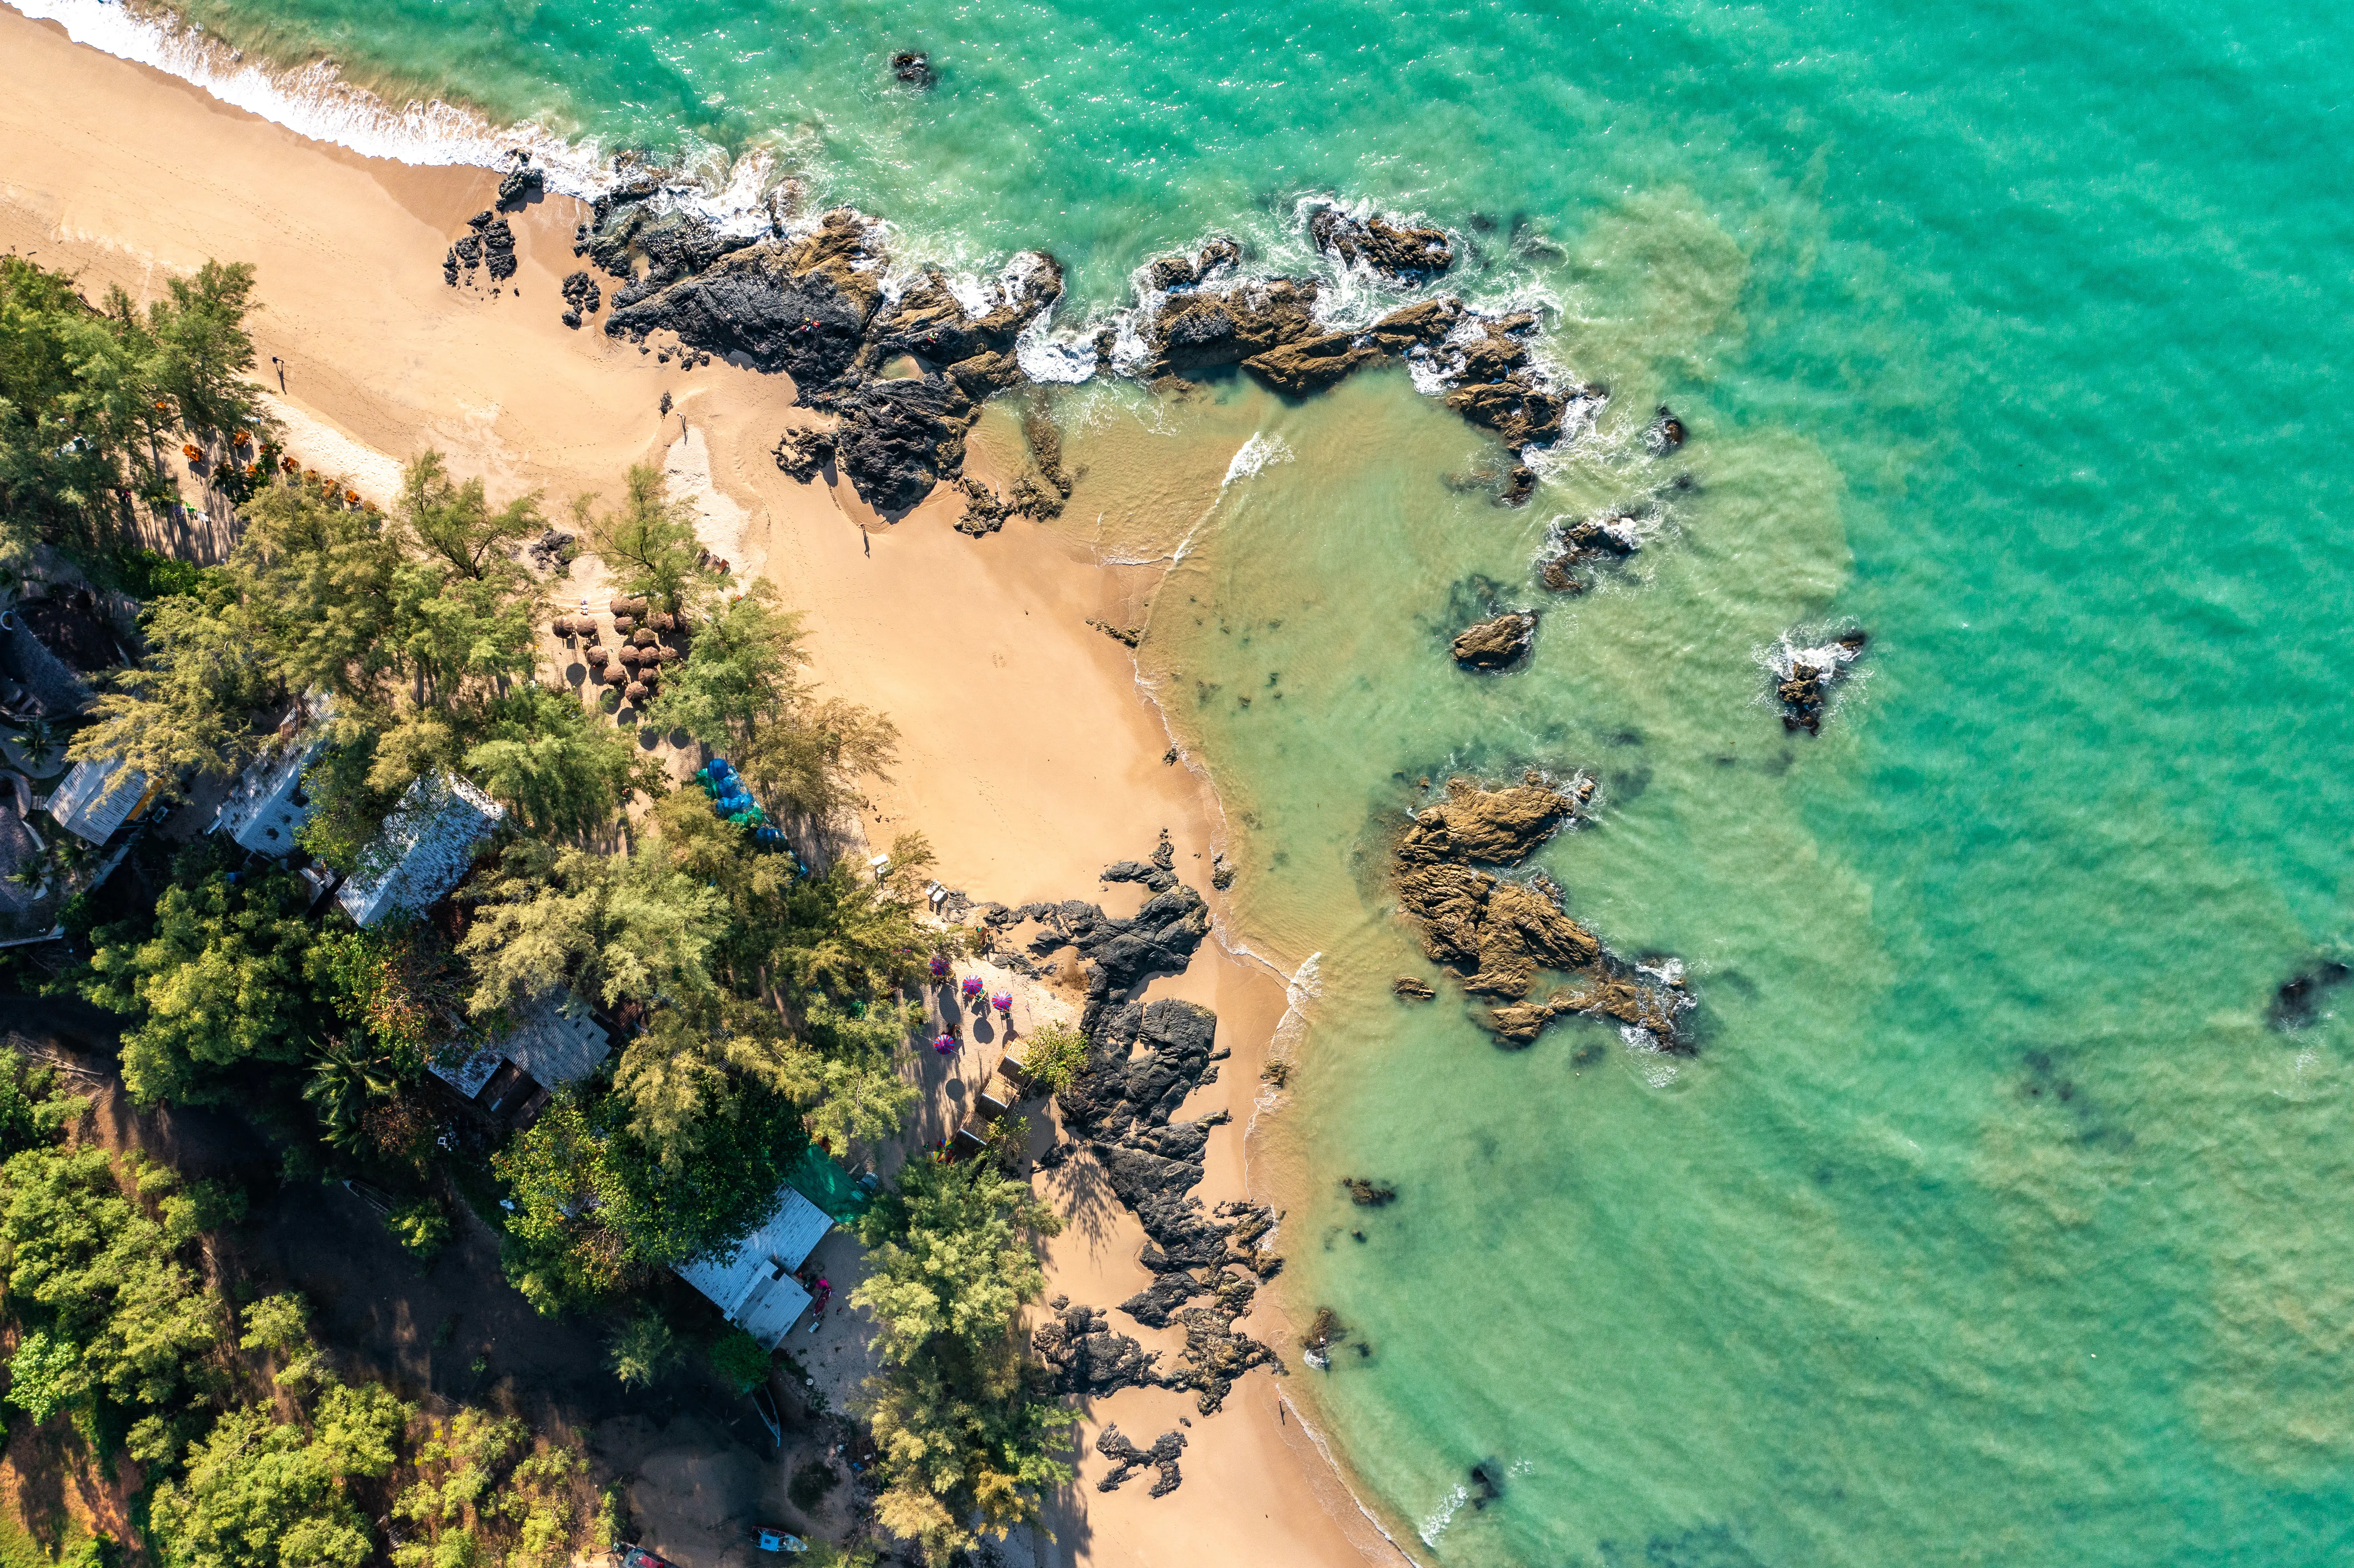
[496,153,543,210]
[1033,1302,1159,1397]
[1395,777,1693,1050]
[1538,509,1644,594]
[1340,1177,1397,1207]
[559,270,602,329]
[1095,1425,1185,1498]
[1239,297,1464,396]
[1396,775,1587,867]
[1307,205,1454,283]
[772,426,835,482]
[1392,976,1435,1000]
[1768,629,1868,736]
[996,844,1283,1413]
[587,196,1064,515]
[1450,610,1535,670]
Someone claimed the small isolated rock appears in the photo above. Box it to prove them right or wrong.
[496,153,544,210]
[891,50,935,87]
[1647,404,1688,454]
[1450,610,1536,670]
[1392,977,1435,1000]
[1096,1424,1185,1499]
[772,426,836,482]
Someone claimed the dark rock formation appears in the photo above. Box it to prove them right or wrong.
[1033,1302,1160,1397]
[560,270,603,320]
[1499,464,1538,507]
[1395,777,1692,1049]
[1340,1177,1397,1207]
[2273,960,2352,1029]
[891,50,935,87]
[772,426,835,482]
[522,529,574,574]
[996,846,1283,1412]
[590,201,1062,513]
[451,233,483,269]
[1775,630,1868,735]
[1239,297,1464,396]
[1538,509,1644,594]
[1145,236,1241,292]
[1095,1425,1185,1498]
[1469,1461,1504,1509]
[481,218,517,282]
[1646,404,1688,454]
[1307,205,1454,283]
[1392,977,1435,1000]
[1149,274,1324,378]
[1450,610,1535,670]
[496,153,543,210]
[576,178,761,304]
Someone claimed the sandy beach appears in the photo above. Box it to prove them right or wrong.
[0,6,1402,1563]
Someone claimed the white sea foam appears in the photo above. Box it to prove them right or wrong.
[13,0,613,195]
[1418,1482,1470,1546]
[1223,431,1295,486]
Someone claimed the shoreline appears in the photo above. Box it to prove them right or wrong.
[0,8,1408,1564]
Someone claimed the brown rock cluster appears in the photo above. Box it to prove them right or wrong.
[1450,610,1536,670]
[1395,776,1692,1050]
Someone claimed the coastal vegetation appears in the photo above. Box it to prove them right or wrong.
[0,254,1083,1562]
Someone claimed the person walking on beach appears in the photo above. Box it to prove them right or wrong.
[270,355,285,392]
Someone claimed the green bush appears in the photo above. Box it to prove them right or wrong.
[385,1197,451,1260]
[702,1328,770,1396]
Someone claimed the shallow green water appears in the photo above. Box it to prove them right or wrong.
[51,0,2354,1556]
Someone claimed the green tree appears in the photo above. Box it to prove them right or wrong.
[460,685,648,837]
[850,1159,1072,1558]
[6,1328,87,1424]
[140,261,267,441]
[456,840,721,1019]
[570,465,708,614]
[397,452,544,582]
[147,1389,405,1568]
[70,578,272,790]
[81,853,323,1105]
[646,583,896,821]
[1013,1020,1088,1096]
[604,1313,678,1390]
[0,1144,225,1425]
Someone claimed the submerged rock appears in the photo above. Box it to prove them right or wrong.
[1307,205,1455,283]
[1340,1176,1398,1207]
[1392,976,1436,1000]
[1450,610,1536,670]
[2270,959,2351,1030]
[891,50,935,87]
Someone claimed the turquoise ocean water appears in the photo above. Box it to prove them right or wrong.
[40,0,2354,1558]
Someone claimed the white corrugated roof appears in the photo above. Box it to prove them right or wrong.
[673,1187,832,1349]
[336,772,504,927]
[48,757,147,846]
[215,696,334,855]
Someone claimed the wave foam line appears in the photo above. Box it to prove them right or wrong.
[8,0,611,196]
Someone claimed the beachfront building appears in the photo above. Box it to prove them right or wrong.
[46,755,153,846]
[674,1187,834,1349]
[212,697,334,855]
[335,772,504,927]
[427,996,613,1122]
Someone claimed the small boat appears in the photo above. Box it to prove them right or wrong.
[753,1528,808,1554]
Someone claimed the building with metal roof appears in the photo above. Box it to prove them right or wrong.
[674,1188,834,1348]
[46,756,153,846]
[335,772,504,927]
[213,697,335,855]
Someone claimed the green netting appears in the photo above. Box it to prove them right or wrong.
[785,1145,872,1222]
